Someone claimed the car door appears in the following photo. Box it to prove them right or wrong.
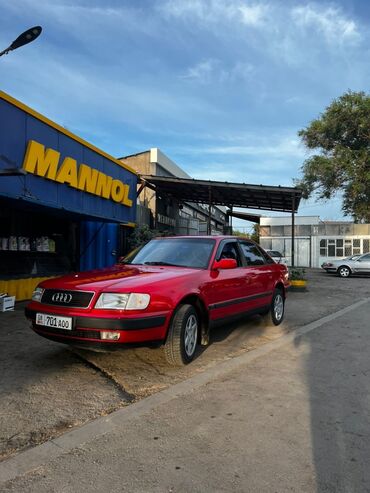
[203,239,248,322]
[354,253,370,272]
[238,240,275,311]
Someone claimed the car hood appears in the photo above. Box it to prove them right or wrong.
[41,264,199,292]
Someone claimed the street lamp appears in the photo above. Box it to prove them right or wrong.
[0,26,42,57]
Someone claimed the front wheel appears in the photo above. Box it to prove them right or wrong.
[338,266,351,278]
[164,304,199,366]
[261,288,285,326]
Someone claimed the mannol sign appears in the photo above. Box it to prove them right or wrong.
[22,140,133,207]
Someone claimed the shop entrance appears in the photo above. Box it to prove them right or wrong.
[0,199,78,299]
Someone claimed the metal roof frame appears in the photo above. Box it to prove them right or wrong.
[140,175,302,213]
[139,175,302,266]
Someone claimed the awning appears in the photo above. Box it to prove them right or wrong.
[140,175,302,212]
[226,210,261,224]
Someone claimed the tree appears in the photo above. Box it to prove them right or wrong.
[296,91,370,223]
[232,224,260,242]
[128,224,158,249]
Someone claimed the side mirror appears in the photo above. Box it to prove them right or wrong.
[212,258,237,270]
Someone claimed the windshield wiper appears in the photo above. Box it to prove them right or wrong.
[144,261,181,267]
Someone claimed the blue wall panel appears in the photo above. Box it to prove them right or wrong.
[0,95,137,224]
[79,221,119,271]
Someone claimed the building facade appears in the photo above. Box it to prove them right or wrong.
[121,148,227,235]
[0,91,137,299]
[259,216,370,268]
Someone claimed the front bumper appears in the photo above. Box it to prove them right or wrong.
[25,307,169,349]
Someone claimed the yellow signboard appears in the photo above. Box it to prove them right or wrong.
[22,140,132,207]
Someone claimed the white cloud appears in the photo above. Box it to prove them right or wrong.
[180,59,219,83]
[292,4,360,44]
[180,59,254,84]
[160,0,269,27]
[238,4,268,26]
[169,134,306,160]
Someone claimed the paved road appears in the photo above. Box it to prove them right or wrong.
[1,296,369,492]
[1,269,369,460]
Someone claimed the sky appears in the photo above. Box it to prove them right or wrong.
[1,0,369,229]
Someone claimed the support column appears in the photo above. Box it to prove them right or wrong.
[291,194,296,267]
[207,187,212,235]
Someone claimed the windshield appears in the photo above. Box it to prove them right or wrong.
[121,238,216,269]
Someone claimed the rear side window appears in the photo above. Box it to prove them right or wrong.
[268,250,282,257]
[239,241,266,266]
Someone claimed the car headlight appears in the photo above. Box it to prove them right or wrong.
[95,293,150,310]
[32,287,44,302]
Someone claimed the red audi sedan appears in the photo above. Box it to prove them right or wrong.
[25,236,289,365]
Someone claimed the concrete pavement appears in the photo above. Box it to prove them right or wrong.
[4,269,369,460]
[1,297,370,492]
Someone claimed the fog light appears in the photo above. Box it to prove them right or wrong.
[100,331,121,341]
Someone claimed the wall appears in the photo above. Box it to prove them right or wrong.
[260,216,370,268]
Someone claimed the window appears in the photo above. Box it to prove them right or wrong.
[328,239,335,257]
[217,241,242,266]
[260,248,275,264]
[345,239,352,256]
[336,239,344,257]
[320,238,347,257]
[259,226,271,236]
[353,239,361,255]
[239,241,266,266]
[320,239,327,256]
[364,239,370,253]
[122,238,215,269]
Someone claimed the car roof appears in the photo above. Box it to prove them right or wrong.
[154,235,246,241]
[152,235,257,242]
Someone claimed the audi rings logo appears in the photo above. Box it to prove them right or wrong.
[51,292,73,303]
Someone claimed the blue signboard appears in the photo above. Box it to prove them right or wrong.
[0,91,137,225]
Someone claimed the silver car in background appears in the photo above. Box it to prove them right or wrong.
[266,250,289,265]
[322,253,370,277]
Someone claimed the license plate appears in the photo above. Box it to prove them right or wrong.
[36,313,72,330]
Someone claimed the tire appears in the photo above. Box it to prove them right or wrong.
[337,265,351,278]
[261,288,285,326]
[164,304,199,366]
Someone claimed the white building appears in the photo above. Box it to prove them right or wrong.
[259,216,370,268]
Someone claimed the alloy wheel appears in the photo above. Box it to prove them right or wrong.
[184,314,198,357]
[274,293,284,322]
[339,266,350,277]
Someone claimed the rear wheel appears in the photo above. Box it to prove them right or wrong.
[261,288,285,326]
[164,304,199,366]
[338,265,351,278]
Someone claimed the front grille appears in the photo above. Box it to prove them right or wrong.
[41,289,94,308]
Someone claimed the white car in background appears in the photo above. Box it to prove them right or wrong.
[266,250,289,265]
[321,253,370,277]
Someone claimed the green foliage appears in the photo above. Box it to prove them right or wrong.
[128,224,158,250]
[232,225,259,242]
[289,267,306,281]
[250,224,260,243]
[296,91,370,223]
[232,229,249,238]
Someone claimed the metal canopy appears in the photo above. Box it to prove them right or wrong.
[226,210,261,224]
[140,175,302,212]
